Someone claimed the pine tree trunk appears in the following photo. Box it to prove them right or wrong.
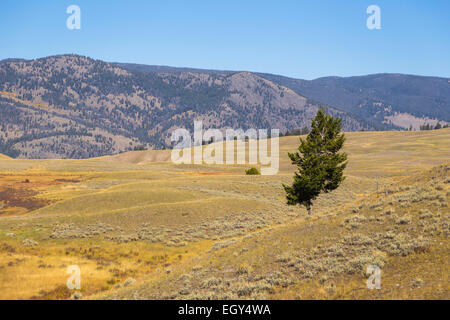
[308,202,313,215]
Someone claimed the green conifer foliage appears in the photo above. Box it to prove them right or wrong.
[283,108,347,215]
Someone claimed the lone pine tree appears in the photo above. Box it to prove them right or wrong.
[283,109,347,215]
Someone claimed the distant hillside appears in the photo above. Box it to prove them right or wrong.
[115,62,450,130]
[258,73,450,130]
[0,55,374,159]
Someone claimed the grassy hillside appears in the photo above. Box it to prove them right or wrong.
[0,129,448,299]
[103,164,448,300]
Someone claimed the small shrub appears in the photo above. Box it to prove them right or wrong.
[350,206,359,213]
[419,209,433,219]
[179,288,191,295]
[245,167,260,175]
[348,222,361,230]
[22,239,38,247]
[275,253,292,263]
[396,215,412,225]
[201,277,222,288]
[123,277,136,287]
[236,265,250,275]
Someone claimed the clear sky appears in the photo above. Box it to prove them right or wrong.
[1,0,449,79]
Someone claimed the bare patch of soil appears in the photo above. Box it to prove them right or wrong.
[0,188,50,213]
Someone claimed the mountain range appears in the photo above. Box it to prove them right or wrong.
[0,54,448,159]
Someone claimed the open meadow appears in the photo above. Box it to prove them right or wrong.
[0,129,449,299]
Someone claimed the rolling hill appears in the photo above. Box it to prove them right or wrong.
[0,129,448,299]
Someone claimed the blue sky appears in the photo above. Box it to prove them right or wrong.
[1,0,449,79]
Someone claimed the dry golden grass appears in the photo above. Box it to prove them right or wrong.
[0,128,449,299]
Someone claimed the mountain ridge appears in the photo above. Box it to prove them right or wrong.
[0,54,375,159]
[2,54,447,159]
[257,72,450,129]
[111,60,450,129]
